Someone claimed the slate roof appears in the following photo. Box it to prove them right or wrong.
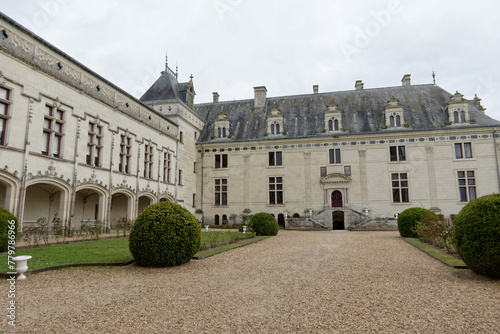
[195,84,500,143]
[140,68,191,105]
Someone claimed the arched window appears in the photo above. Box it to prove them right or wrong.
[460,111,466,123]
[222,214,228,224]
[222,127,227,138]
[218,127,222,138]
[277,213,285,228]
[215,214,220,226]
[389,116,395,128]
[334,119,339,131]
[293,213,300,218]
[276,123,280,134]
[271,124,275,135]
[328,119,333,131]
[395,115,401,127]
[453,111,459,123]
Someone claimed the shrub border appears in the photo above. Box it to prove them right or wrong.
[403,238,468,269]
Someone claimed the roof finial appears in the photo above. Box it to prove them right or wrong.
[432,69,436,84]
[176,61,178,79]
[165,50,168,72]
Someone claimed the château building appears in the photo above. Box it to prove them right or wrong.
[1,12,499,231]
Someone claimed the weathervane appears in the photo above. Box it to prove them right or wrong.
[432,70,436,84]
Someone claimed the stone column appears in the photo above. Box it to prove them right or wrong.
[304,152,311,210]
[425,145,440,212]
[358,150,368,207]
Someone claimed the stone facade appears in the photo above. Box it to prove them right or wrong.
[1,13,500,232]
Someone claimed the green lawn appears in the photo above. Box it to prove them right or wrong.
[0,231,255,273]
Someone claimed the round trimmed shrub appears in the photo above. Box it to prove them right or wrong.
[249,212,279,236]
[129,202,201,267]
[453,194,500,278]
[0,207,17,252]
[397,207,436,238]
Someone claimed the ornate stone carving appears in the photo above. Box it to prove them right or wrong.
[358,150,366,158]
[321,173,352,184]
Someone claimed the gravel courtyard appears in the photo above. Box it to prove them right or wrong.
[3,230,500,333]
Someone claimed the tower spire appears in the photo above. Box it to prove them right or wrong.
[165,50,169,72]
[432,69,436,84]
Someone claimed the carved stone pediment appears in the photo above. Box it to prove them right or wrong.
[321,173,351,184]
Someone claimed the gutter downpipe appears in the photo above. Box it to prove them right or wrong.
[494,128,500,193]
[200,144,204,225]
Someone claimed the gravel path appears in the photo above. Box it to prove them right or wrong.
[2,231,500,333]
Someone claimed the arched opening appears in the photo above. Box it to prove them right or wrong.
[276,123,280,134]
[389,116,395,127]
[0,181,6,209]
[331,190,343,208]
[74,188,104,230]
[222,127,227,138]
[332,211,345,230]
[24,182,68,230]
[328,119,333,131]
[222,214,228,224]
[271,124,275,135]
[277,213,285,228]
[395,115,401,127]
[453,111,459,123]
[214,214,220,226]
[460,110,466,123]
[111,191,133,227]
[138,195,154,215]
[0,173,19,214]
[334,119,339,131]
[218,127,222,138]
[293,213,300,218]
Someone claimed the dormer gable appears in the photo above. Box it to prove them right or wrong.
[213,111,230,138]
[324,99,343,132]
[267,106,284,135]
[384,96,405,128]
[447,91,469,124]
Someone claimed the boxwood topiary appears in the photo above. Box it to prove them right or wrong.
[129,201,201,267]
[249,212,279,236]
[453,194,500,278]
[397,207,436,238]
[0,207,18,252]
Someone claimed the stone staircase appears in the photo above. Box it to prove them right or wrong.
[286,218,328,230]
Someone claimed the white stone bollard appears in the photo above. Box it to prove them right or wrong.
[243,226,247,234]
[205,225,209,232]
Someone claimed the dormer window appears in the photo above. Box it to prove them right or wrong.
[324,99,343,132]
[447,91,470,125]
[267,107,284,136]
[384,96,405,129]
[214,111,230,139]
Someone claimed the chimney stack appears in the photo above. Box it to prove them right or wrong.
[355,80,364,90]
[313,85,319,94]
[212,92,219,103]
[402,74,411,86]
[254,86,267,107]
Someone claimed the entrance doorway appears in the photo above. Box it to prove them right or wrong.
[331,190,343,207]
[277,213,285,228]
[332,211,345,230]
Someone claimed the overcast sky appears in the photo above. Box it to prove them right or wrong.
[1,0,500,120]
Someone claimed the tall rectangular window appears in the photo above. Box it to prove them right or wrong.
[193,194,196,207]
[215,154,228,168]
[42,106,64,158]
[455,143,472,159]
[390,146,406,161]
[269,177,283,205]
[178,170,182,185]
[0,86,12,146]
[269,151,282,166]
[329,149,341,164]
[163,152,171,183]
[86,122,103,166]
[179,131,183,144]
[144,144,153,178]
[458,171,476,202]
[119,135,131,173]
[215,178,227,205]
[391,173,409,203]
